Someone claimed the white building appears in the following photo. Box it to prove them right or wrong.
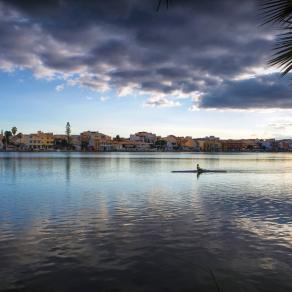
[130,132,157,144]
[261,139,276,151]
[164,135,178,150]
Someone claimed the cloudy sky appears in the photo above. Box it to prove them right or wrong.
[1,0,292,138]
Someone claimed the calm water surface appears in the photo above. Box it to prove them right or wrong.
[0,152,292,292]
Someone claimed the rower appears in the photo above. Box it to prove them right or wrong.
[197,164,203,172]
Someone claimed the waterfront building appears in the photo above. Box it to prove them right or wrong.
[80,131,112,151]
[111,139,152,151]
[260,139,276,151]
[54,134,67,140]
[53,134,81,150]
[53,135,68,149]
[241,139,261,151]
[22,131,54,150]
[221,140,245,152]
[195,136,221,152]
[195,139,205,152]
[165,135,178,150]
[278,140,292,151]
[133,141,152,151]
[130,132,157,144]
[111,140,126,151]
[71,135,81,151]
[177,136,196,151]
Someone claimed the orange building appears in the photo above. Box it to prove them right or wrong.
[22,131,54,150]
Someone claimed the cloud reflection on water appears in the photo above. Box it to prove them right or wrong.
[0,152,292,291]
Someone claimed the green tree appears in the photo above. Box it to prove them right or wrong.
[11,127,17,136]
[66,122,71,148]
[155,139,167,150]
[16,133,23,148]
[4,131,12,150]
[261,1,292,75]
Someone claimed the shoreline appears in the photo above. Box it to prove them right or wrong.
[1,150,292,153]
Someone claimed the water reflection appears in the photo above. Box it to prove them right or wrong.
[0,153,292,291]
[65,157,71,183]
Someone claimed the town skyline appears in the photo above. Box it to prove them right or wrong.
[2,125,292,152]
[1,124,292,141]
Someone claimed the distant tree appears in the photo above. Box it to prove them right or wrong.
[16,133,23,147]
[4,131,12,150]
[1,136,5,149]
[116,135,121,141]
[11,127,17,136]
[66,122,71,148]
[155,139,167,150]
[17,133,23,147]
[66,122,71,140]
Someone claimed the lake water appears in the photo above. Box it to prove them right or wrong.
[0,152,292,292]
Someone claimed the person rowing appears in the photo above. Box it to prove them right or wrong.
[197,164,203,173]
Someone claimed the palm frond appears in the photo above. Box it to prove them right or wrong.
[269,30,292,74]
[261,0,292,75]
[156,0,171,11]
[260,0,292,25]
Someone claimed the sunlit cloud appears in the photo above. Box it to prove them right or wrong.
[144,95,181,108]
[0,0,286,110]
[55,84,65,92]
[100,96,109,102]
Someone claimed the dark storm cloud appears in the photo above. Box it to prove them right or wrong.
[198,74,292,109]
[0,0,289,108]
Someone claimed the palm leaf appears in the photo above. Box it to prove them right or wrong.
[261,0,292,75]
[156,0,171,11]
[269,31,292,74]
[260,0,292,25]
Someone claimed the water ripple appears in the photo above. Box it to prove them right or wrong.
[0,153,292,291]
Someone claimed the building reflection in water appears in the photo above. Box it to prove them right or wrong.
[0,153,292,291]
